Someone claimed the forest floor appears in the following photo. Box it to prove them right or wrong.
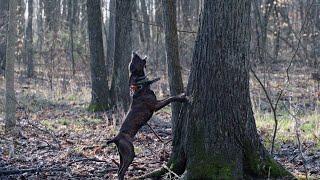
[0,71,320,179]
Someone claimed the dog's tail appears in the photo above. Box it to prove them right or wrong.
[106,136,119,145]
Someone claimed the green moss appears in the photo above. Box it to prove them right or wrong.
[247,153,292,178]
[187,160,233,179]
[185,128,235,179]
[87,103,110,112]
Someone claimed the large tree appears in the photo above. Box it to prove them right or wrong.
[5,0,17,133]
[162,0,184,129]
[87,0,110,111]
[144,0,293,179]
[110,0,133,111]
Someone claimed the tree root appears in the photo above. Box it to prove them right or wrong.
[133,166,167,180]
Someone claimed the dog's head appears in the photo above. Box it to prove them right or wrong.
[129,52,146,76]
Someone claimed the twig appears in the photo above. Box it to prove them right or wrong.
[146,122,164,143]
[282,102,309,180]
[111,159,120,167]
[162,164,181,179]
[285,0,315,82]
[250,68,283,155]
[106,8,197,34]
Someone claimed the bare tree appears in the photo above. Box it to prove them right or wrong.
[87,0,110,111]
[106,0,115,77]
[68,0,75,75]
[110,0,133,111]
[0,0,9,73]
[140,0,151,51]
[162,0,184,128]
[25,0,34,77]
[5,0,17,133]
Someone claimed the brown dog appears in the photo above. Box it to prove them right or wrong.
[107,52,187,180]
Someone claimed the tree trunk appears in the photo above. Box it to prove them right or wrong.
[5,0,17,133]
[169,0,292,179]
[87,0,110,111]
[25,0,34,77]
[106,0,115,79]
[181,0,191,30]
[16,0,25,70]
[162,0,184,130]
[110,0,133,111]
[44,0,59,32]
[36,0,43,64]
[68,0,75,75]
[154,0,165,79]
[0,0,9,73]
[132,1,144,45]
[140,0,151,51]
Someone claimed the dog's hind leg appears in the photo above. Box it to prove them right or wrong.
[117,139,135,180]
[117,148,123,174]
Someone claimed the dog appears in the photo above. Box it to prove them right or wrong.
[107,52,187,180]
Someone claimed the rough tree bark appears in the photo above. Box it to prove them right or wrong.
[25,0,34,77]
[87,0,110,111]
[110,0,133,111]
[162,0,184,130]
[140,0,151,51]
[132,1,144,47]
[181,0,191,30]
[16,0,25,70]
[0,0,9,73]
[106,0,115,78]
[5,0,17,133]
[167,0,293,179]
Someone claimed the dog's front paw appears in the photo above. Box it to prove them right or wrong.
[177,92,186,98]
[177,93,188,102]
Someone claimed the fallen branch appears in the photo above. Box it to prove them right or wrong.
[0,166,66,176]
[67,157,108,166]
